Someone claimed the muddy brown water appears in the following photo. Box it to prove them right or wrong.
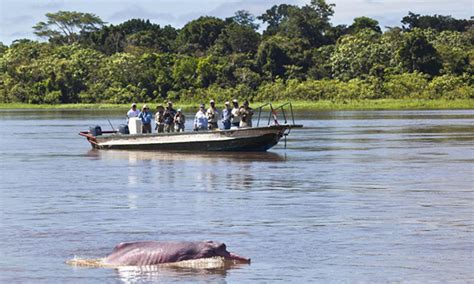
[0,109,473,283]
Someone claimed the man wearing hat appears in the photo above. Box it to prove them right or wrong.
[154,105,165,133]
[221,101,232,130]
[138,104,153,133]
[206,99,220,130]
[127,103,140,122]
[173,109,186,132]
[239,100,254,128]
[231,99,241,127]
[193,104,208,131]
[163,101,177,133]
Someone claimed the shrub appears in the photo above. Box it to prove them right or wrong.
[383,72,429,99]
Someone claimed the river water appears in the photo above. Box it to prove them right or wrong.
[0,109,473,283]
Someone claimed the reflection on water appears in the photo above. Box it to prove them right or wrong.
[91,150,286,190]
[115,266,230,283]
[0,109,473,283]
[91,149,286,162]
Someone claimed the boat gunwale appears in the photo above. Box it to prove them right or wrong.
[79,124,301,140]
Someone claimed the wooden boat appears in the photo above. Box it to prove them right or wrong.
[79,124,302,152]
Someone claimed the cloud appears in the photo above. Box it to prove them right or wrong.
[175,12,207,25]
[208,0,303,19]
[108,4,177,23]
[30,0,65,10]
[0,13,38,43]
[329,0,472,27]
[0,0,472,44]
[8,31,34,38]
[1,14,34,25]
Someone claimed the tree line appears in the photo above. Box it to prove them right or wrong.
[0,0,472,104]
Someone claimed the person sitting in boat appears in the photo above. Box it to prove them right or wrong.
[138,104,153,133]
[231,99,241,128]
[155,105,165,133]
[174,109,186,132]
[206,99,220,130]
[127,103,140,122]
[221,101,232,130]
[163,101,177,133]
[239,100,254,128]
[193,104,208,131]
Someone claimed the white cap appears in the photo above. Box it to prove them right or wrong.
[225,101,230,105]
[232,99,238,103]
[177,108,182,112]
[131,103,137,107]
[210,99,215,103]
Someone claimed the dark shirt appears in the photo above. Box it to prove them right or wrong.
[163,107,177,125]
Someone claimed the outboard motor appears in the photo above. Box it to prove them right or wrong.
[118,124,129,134]
[89,125,102,136]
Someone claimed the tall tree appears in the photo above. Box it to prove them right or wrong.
[349,17,382,34]
[214,23,261,54]
[227,10,259,30]
[257,36,293,79]
[402,12,472,32]
[258,4,293,36]
[330,30,389,80]
[33,11,104,44]
[259,0,335,47]
[397,29,442,76]
[176,16,226,54]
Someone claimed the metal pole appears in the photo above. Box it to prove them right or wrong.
[257,107,262,127]
[281,107,287,124]
[268,104,273,126]
[256,103,270,127]
[289,102,295,125]
[108,119,115,132]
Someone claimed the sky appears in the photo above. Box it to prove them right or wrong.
[0,0,472,44]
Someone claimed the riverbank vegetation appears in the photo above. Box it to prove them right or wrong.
[1,99,471,111]
[0,1,472,109]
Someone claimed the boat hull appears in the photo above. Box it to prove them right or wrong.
[80,125,299,152]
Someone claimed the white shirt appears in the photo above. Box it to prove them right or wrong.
[127,108,140,118]
[194,110,208,129]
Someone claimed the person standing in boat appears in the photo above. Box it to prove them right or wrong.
[193,104,208,131]
[138,104,153,133]
[127,103,140,122]
[221,101,232,130]
[174,109,186,132]
[206,99,220,130]
[231,99,241,127]
[163,101,177,133]
[155,105,165,133]
[239,100,254,128]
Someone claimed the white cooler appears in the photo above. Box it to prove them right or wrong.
[128,117,143,134]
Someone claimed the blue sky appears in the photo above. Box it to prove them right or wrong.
[0,0,472,44]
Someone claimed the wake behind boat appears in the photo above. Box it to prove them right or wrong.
[79,102,302,152]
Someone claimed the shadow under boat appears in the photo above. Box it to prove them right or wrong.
[87,149,286,162]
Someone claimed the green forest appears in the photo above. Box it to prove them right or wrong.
[0,0,472,107]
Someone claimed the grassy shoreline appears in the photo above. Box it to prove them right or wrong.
[0,99,472,111]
